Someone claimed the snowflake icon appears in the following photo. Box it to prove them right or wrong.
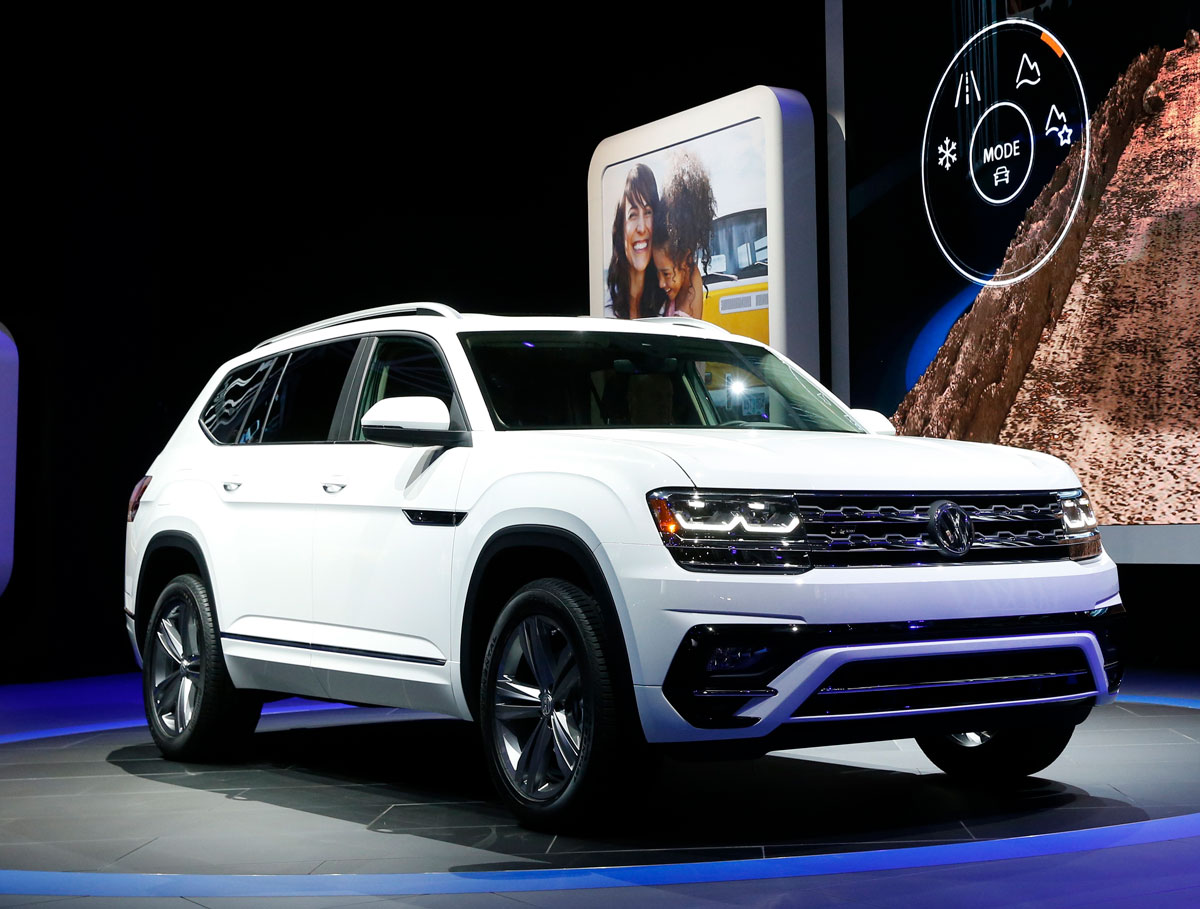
[937,137,957,170]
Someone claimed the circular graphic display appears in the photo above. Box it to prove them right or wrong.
[922,20,1089,286]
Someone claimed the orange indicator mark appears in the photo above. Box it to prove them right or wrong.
[649,497,679,535]
[1041,31,1064,58]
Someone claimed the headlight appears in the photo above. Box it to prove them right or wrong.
[1058,489,1102,560]
[1059,490,1098,534]
[647,491,810,573]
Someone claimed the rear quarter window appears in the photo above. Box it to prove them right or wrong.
[200,358,279,444]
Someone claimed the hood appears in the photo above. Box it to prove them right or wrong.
[562,429,1080,492]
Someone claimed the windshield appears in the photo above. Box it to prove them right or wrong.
[459,330,862,433]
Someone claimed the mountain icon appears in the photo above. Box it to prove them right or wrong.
[1016,53,1042,89]
[1045,104,1067,133]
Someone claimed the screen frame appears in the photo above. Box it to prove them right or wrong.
[587,85,821,377]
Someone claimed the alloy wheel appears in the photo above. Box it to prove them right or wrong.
[491,615,584,801]
[149,598,204,735]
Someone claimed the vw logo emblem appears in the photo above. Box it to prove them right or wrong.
[928,500,973,557]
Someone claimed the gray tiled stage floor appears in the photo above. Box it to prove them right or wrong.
[0,700,1197,876]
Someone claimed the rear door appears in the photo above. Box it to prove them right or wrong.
[203,338,361,696]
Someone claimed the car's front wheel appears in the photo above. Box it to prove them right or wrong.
[479,579,630,827]
[916,724,1076,781]
[143,573,261,760]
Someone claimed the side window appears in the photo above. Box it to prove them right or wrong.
[258,340,360,444]
[200,358,278,444]
[355,337,462,438]
[236,357,287,444]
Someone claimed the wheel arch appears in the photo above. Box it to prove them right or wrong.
[459,525,637,727]
[134,531,215,659]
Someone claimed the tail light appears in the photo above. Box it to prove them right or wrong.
[128,476,152,522]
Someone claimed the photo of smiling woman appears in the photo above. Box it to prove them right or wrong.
[605,164,665,319]
[597,119,769,341]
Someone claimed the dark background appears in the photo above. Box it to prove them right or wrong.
[4,6,1194,684]
[6,15,837,682]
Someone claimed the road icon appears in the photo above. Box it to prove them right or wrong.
[954,70,983,108]
[1044,105,1074,146]
[993,165,1011,187]
[937,137,958,170]
[1016,53,1042,88]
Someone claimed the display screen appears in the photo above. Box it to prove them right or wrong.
[600,119,770,343]
[843,2,1198,527]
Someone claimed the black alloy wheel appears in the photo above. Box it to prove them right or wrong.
[480,578,631,827]
[143,573,260,760]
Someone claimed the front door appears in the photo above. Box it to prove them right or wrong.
[310,334,469,714]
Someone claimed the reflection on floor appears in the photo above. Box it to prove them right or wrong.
[0,669,1197,906]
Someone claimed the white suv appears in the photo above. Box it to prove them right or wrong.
[125,303,1124,825]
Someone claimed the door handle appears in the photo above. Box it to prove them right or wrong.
[322,482,346,494]
[223,481,242,492]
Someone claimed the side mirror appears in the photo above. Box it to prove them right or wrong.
[361,397,471,448]
[850,409,897,436]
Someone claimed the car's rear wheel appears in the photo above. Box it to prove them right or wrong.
[480,579,629,828]
[916,724,1075,781]
[143,573,260,760]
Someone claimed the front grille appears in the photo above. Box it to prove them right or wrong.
[794,491,1097,567]
[792,647,1095,717]
[655,489,1101,573]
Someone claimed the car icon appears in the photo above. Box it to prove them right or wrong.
[993,165,1011,186]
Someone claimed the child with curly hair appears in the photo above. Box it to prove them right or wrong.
[652,153,717,319]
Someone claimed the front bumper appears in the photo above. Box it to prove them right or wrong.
[602,541,1123,744]
[635,616,1124,744]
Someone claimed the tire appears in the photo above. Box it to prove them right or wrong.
[479,579,632,828]
[916,724,1076,782]
[142,573,261,761]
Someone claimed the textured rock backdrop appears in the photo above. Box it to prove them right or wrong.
[893,44,1199,525]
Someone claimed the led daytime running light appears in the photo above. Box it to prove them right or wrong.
[675,512,801,534]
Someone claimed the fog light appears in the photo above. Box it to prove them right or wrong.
[706,645,769,672]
